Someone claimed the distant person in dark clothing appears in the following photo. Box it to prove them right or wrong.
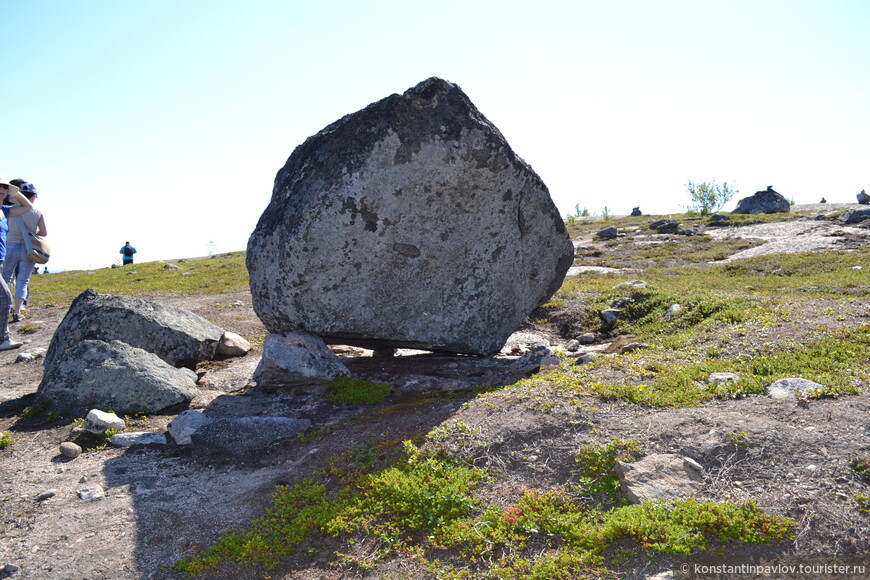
[120,241,137,265]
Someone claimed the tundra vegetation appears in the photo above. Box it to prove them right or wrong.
[17,209,870,578]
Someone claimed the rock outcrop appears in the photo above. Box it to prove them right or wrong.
[732,186,790,214]
[840,207,870,224]
[247,77,573,355]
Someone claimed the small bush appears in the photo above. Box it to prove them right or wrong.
[685,179,737,215]
[0,431,15,449]
[850,456,870,481]
[575,439,644,503]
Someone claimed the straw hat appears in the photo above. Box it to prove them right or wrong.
[0,176,21,196]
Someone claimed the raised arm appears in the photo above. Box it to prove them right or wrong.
[7,191,33,217]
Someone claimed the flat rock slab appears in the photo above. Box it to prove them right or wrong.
[247,77,573,355]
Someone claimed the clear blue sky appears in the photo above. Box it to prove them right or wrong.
[2,0,868,272]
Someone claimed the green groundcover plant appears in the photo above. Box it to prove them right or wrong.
[174,440,794,578]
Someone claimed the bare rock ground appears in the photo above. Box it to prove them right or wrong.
[0,212,868,579]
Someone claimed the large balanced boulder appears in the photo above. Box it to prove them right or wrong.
[247,77,574,355]
[44,289,225,369]
[732,186,790,214]
[37,340,198,416]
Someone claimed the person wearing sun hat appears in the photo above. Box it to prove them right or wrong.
[0,176,32,350]
[2,178,46,323]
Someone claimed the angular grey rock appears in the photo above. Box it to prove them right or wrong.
[630,207,642,216]
[167,409,214,445]
[649,219,679,233]
[253,332,350,391]
[618,342,647,354]
[615,454,704,504]
[857,189,869,204]
[664,303,683,322]
[246,77,574,356]
[59,441,82,458]
[839,207,870,224]
[216,331,251,357]
[503,332,551,353]
[110,432,168,446]
[767,377,824,399]
[600,309,620,326]
[76,485,105,501]
[82,409,126,433]
[732,186,790,214]
[576,332,597,344]
[37,340,198,416]
[615,280,647,290]
[196,355,259,393]
[44,289,224,369]
[513,346,561,373]
[708,213,730,225]
[596,226,618,239]
[708,372,739,385]
[35,490,56,502]
[191,416,313,457]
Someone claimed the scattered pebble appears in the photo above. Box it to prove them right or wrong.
[34,490,56,502]
[60,441,82,459]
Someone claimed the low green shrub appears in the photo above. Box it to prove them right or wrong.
[575,439,644,503]
[324,377,392,405]
[0,431,14,449]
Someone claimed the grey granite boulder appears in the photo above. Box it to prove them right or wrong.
[44,289,224,369]
[732,186,790,214]
[840,207,870,224]
[596,226,618,240]
[37,340,198,416]
[246,77,573,355]
[857,189,869,204]
[766,377,824,399]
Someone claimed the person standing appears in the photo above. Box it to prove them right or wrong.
[0,177,33,348]
[2,180,46,323]
[120,241,137,265]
